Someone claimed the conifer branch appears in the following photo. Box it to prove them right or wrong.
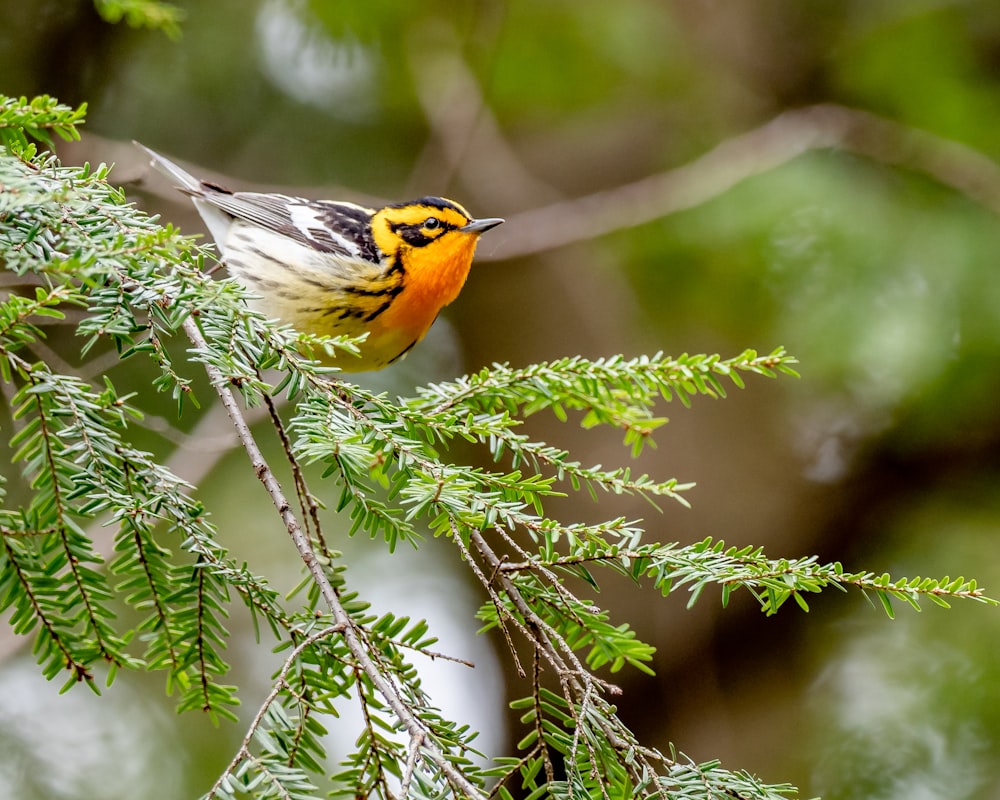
[181,316,489,799]
[2,94,995,800]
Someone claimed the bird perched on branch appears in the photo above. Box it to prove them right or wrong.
[136,143,503,371]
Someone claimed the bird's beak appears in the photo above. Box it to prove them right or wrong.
[461,217,505,234]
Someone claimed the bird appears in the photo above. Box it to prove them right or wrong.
[135,143,503,371]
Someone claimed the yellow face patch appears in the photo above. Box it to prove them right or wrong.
[381,201,472,227]
[362,198,494,352]
[370,201,472,257]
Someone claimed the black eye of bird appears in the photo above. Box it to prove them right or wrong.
[423,217,440,230]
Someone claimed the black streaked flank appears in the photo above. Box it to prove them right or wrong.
[248,246,297,271]
[334,307,368,320]
[364,299,393,322]
[300,276,330,290]
[344,282,404,298]
[242,276,282,291]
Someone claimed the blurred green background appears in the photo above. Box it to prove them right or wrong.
[4,1,1000,798]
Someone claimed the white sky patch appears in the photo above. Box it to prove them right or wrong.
[255,0,376,119]
[810,620,988,800]
[0,661,185,799]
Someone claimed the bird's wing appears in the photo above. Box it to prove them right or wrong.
[198,188,379,261]
[135,142,379,260]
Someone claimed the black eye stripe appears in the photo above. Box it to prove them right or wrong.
[389,220,446,232]
[388,218,456,247]
[397,225,433,247]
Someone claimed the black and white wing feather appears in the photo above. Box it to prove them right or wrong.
[198,189,379,262]
[136,142,380,263]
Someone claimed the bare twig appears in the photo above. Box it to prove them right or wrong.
[405,24,559,208]
[391,638,476,669]
[533,648,556,785]
[206,623,344,798]
[260,388,332,559]
[484,103,1000,261]
[400,731,425,799]
[468,527,618,694]
[451,529,526,678]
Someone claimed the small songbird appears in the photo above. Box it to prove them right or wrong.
[136,143,503,371]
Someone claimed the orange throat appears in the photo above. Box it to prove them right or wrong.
[379,233,480,339]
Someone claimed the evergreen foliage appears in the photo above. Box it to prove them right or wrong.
[0,95,993,799]
[93,0,185,39]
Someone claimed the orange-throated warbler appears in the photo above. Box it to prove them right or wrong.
[136,143,504,371]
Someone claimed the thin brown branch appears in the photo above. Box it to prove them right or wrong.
[206,624,344,798]
[486,745,544,799]
[1,535,92,683]
[466,526,610,692]
[400,731,424,799]
[390,637,476,669]
[571,680,611,800]
[485,103,1000,261]
[31,381,121,667]
[353,664,397,800]
[182,316,487,800]
[0,364,249,667]
[0,525,61,538]
[182,318,336,608]
[533,648,556,785]
[260,389,331,560]
[451,530,526,678]
[488,524,603,628]
[405,24,558,209]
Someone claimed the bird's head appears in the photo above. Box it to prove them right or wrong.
[372,197,502,259]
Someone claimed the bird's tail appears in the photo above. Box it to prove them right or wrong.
[134,141,202,193]
[134,142,233,247]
